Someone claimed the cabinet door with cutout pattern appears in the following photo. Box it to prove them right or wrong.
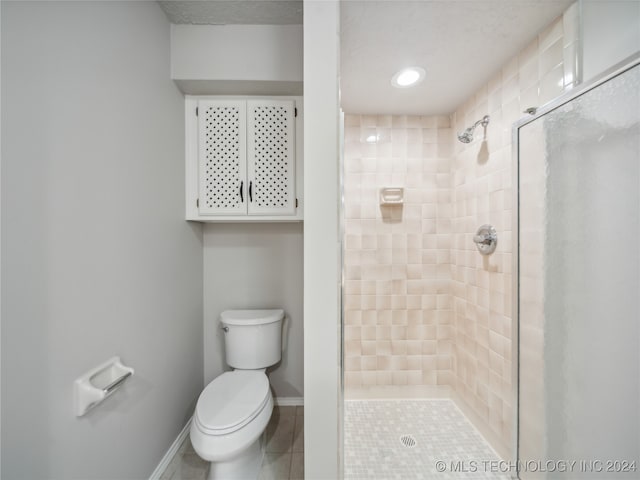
[246,100,296,216]
[198,100,247,215]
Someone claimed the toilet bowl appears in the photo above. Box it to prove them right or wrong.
[190,370,273,479]
[190,309,284,480]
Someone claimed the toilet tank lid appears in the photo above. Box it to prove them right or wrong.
[220,309,284,326]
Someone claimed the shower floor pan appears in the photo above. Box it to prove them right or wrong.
[344,399,509,480]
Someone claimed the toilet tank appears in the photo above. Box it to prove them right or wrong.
[220,309,284,369]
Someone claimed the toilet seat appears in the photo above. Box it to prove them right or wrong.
[194,371,270,436]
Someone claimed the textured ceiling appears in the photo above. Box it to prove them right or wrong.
[158,0,303,25]
[159,0,573,116]
[341,0,573,115]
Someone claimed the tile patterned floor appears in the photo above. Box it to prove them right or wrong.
[160,405,304,480]
[162,399,504,479]
[344,399,510,480]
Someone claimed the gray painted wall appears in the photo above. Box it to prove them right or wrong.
[582,0,640,82]
[171,24,303,82]
[1,2,203,479]
[170,24,304,95]
[203,223,303,398]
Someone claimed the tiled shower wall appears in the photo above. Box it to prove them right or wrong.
[343,115,454,394]
[450,6,578,457]
[342,3,578,460]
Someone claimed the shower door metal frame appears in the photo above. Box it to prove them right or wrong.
[338,109,346,480]
[511,51,640,480]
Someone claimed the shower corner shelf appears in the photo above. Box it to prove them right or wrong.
[74,356,134,417]
[379,187,404,205]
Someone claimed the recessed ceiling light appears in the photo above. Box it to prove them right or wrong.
[391,67,426,88]
[365,134,379,143]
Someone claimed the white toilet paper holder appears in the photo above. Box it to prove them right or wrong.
[74,356,134,417]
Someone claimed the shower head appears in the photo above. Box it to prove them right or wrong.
[457,115,490,144]
[457,129,474,143]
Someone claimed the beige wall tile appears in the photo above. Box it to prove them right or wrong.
[539,38,564,78]
[448,6,572,456]
[343,10,572,452]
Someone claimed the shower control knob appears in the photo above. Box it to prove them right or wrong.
[473,234,493,245]
[473,225,498,255]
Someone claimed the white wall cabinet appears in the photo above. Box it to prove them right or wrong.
[186,96,303,222]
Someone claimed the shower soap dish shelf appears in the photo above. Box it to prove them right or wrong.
[74,356,134,417]
[379,187,404,205]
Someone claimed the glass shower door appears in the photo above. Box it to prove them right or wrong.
[517,57,640,479]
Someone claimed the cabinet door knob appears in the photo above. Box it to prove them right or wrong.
[239,180,244,202]
[249,181,253,202]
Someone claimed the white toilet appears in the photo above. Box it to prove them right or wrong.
[190,309,284,480]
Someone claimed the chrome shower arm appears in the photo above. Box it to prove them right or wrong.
[473,115,490,130]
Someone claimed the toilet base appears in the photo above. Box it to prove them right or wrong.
[207,435,264,480]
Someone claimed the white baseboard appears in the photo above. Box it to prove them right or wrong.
[274,396,304,406]
[149,417,192,480]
